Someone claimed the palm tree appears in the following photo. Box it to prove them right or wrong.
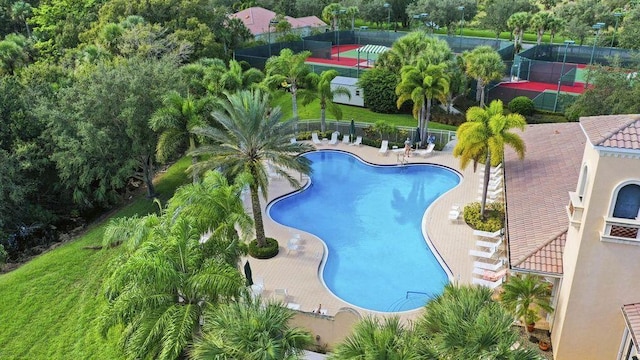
[377,32,453,74]
[219,59,264,93]
[415,284,540,359]
[507,12,531,51]
[396,60,450,147]
[10,1,32,38]
[190,296,313,359]
[330,316,422,359]
[531,12,554,45]
[500,274,554,332]
[346,6,359,30]
[453,100,526,218]
[322,3,344,30]
[100,171,251,360]
[189,90,314,248]
[264,48,313,121]
[299,69,351,132]
[463,46,505,107]
[150,90,212,183]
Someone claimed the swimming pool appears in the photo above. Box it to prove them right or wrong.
[268,150,460,312]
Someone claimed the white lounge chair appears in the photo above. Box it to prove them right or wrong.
[415,143,435,157]
[274,288,288,302]
[474,259,505,271]
[476,237,503,251]
[448,210,461,222]
[350,136,362,146]
[287,242,300,255]
[469,247,498,259]
[328,132,339,145]
[342,134,350,145]
[311,132,322,145]
[478,164,503,176]
[472,276,504,289]
[473,229,503,239]
[290,137,297,144]
[477,188,504,199]
[378,140,389,155]
[472,267,508,282]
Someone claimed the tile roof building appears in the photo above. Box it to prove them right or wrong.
[230,7,327,40]
[503,115,640,359]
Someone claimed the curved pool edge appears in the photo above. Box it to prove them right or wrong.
[266,149,461,314]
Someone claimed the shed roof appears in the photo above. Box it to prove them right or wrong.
[356,45,389,54]
[331,76,359,86]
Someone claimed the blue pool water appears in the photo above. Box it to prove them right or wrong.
[268,151,460,312]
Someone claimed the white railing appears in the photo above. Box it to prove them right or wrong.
[601,216,640,245]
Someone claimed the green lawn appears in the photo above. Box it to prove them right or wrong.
[0,157,191,359]
[272,91,458,131]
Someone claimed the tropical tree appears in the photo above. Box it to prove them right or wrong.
[482,0,537,39]
[501,274,554,332]
[377,32,453,74]
[299,69,351,132]
[189,90,314,248]
[463,46,505,107]
[322,3,345,30]
[415,284,540,359]
[507,12,531,51]
[531,12,555,45]
[0,34,28,75]
[330,316,422,359]
[396,60,450,146]
[264,48,313,121]
[10,1,32,38]
[150,91,212,183]
[453,100,526,218]
[218,59,264,94]
[190,296,313,359]
[100,171,251,360]
[346,6,359,30]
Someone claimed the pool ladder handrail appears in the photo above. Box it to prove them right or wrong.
[405,290,429,299]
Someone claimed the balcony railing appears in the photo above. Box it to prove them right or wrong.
[567,191,584,227]
[601,217,640,245]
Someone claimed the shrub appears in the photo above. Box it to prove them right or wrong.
[248,238,279,259]
[463,202,504,232]
[508,96,535,116]
[357,68,402,114]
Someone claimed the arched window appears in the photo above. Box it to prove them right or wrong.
[612,184,640,220]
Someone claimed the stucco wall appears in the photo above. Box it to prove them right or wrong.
[289,307,361,352]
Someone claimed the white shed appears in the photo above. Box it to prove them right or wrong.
[331,76,364,107]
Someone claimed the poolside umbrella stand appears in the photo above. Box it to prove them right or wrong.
[350,119,356,142]
[244,261,253,286]
[413,127,421,149]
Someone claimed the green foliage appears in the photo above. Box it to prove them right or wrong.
[508,96,535,116]
[248,237,279,259]
[501,274,554,327]
[357,67,401,113]
[463,202,504,232]
[0,243,7,266]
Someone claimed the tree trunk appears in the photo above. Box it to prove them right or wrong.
[537,30,543,45]
[320,102,326,132]
[249,180,266,247]
[423,98,432,146]
[142,155,158,198]
[291,84,298,120]
[480,150,491,219]
[418,103,426,147]
[479,82,486,107]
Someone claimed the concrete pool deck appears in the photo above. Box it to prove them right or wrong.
[242,140,487,321]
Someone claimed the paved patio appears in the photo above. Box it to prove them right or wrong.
[242,141,488,321]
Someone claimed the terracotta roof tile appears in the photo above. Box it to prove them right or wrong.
[580,114,640,150]
[230,7,327,36]
[622,303,640,352]
[504,123,585,272]
[512,230,567,274]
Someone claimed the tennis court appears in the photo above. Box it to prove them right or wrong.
[306,44,389,70]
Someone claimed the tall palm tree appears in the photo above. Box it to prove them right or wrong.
[264,48,312,121]
[377,32,453,74]
[396,60,450,146]
[531,12,554,45]
[299,69,351,132]
[10,1,32,38]
[500,274,554,331]
[330,316,423,359]
[453,100,525,218]
[150,90,212,183]
[189,90,314,247]
[100,171,250,360]
[416,284,540,359]
[507,12,531,51]
[346,6,359,30]
[219,59,264,93]
[463,46,505,107]
[190,297,313,359]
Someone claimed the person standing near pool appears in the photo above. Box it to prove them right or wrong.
[404,137,412,157]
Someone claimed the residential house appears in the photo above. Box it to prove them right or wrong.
[230,7,327,42]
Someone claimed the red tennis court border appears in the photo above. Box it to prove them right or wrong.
[499,81,588,94]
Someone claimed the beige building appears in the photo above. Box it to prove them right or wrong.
[504,115,640,359]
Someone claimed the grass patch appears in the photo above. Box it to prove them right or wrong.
[271,91,457,131]
[0,157,191,359]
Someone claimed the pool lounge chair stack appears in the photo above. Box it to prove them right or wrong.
[448,204,462,223]
[378,140,389,155]
[328,131,339,145]
[477,163,504,203]
[341,134,350,145]
[469,228,507,289]
[350,136,362,146]
[311,132,322,145]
